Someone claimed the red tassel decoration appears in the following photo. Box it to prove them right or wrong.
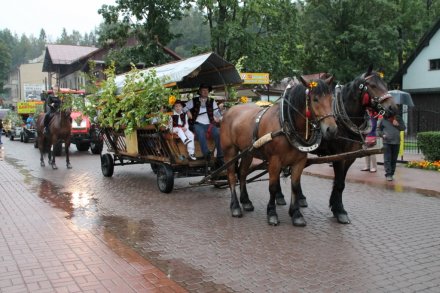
[306,109,311,118]
[362,92,370,106]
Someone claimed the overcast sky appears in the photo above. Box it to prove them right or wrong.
[0,0,115,40]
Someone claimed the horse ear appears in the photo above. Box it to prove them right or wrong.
[299,76,309,88]
[366,64,373,76]
[324,75,334,86]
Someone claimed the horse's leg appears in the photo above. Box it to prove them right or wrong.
[295,179,308,207]
[39,140,45,167]
[330,159,352,224]
[288,159,308,227]
[278,167,306,207]
[65,139,72,169]
[275,180,287,206]
[50,143,58,170]
[238,155,254,211]
[224,146,242,217]
[267,160,281,226]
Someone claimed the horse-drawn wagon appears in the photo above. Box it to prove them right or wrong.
[98,52,243,192]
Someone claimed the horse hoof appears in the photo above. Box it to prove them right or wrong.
[335,213,351,224]
[231,208,243,218]
[67,164,72,169]
[52,165,58,170]
[242,203,254,212]
[276,197,287,206]
[292,216,307,227]
[40,162,45,167]
[267,215,280,226]
[299,198,308,207]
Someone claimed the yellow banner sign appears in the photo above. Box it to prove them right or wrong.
[17,101,44,114]
[240,72,270,85]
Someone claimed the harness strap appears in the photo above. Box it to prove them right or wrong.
[252,106,271,144]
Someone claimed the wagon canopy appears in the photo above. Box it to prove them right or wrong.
[114,52,242,92]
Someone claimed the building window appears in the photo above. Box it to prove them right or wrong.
[429,58,440,70]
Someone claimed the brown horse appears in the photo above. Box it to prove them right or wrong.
[220,76,337,226]
[296,66,398,224]
[36,109,73,169]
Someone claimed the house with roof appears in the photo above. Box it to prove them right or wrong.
[391,18,440,137]
[2,52,56,108]
[43,44,100,89]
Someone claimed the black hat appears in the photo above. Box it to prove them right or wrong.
[173,100,186,107]
[199,83,212,92]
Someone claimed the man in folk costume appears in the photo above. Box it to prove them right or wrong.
[172,100,196,160]
[183,83,223,165]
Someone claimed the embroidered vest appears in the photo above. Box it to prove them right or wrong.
[172,113,186,127]
[189,97,215,124]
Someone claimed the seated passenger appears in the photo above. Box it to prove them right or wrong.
[171,100,196,160]
[183,84,223,164]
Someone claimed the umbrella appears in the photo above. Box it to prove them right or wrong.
[388,90,415,107]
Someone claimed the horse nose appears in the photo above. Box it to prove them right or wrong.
[322,123,338,140]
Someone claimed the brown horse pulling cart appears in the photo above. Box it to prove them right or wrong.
[98,54,387,198]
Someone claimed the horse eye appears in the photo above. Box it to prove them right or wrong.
[313,96,319,102]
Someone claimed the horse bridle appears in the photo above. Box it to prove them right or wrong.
[360,74,393,115]
[280,86,336,152]
[333,74,392,143]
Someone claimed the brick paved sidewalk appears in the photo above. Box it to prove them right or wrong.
[0,158,187,293]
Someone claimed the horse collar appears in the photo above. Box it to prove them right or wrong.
[333,86,370,137]
[280,96,321,152]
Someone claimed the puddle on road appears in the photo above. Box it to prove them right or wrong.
[4,156,233,292]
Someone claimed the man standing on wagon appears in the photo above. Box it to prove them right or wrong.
[183,83,223,166]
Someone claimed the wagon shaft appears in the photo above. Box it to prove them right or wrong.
[306,147,384,166]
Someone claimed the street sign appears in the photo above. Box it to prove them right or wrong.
[17,101,44,114]
[240,72,270,85]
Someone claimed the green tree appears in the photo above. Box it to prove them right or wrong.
[193,0,301,81]
[97,0,190,72]
[168,7,210,57]
[0,40,12,92]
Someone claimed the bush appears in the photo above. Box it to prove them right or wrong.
[80,62,177,135]
[417,131,440,161]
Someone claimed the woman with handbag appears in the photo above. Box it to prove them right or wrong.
[361,110,379,173]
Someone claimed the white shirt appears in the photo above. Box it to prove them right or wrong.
[183,97,221,125]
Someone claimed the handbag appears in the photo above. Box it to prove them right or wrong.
[365,136,377,147]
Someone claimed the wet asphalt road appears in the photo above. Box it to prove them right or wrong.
[2,138,440,293]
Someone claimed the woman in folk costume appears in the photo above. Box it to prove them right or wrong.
[172,100,196,160]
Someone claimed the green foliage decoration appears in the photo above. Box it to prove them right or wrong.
[79,62,177,135]
[417,132,440,161]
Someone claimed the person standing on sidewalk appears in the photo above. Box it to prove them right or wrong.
[361,110,380,173]
[377,114,406,181]
[0,119,3,145]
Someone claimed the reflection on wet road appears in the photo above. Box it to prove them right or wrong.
[3,140,440,292]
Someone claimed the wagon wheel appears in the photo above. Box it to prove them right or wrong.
[101,153,114,177]
[156,164,174,193]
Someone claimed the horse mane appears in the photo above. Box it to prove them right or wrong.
[287,79,332,113]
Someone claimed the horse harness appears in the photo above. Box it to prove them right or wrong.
[333,75,391,145]
[250,88,331,153]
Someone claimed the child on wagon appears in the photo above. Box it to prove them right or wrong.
[171,100,196,160]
